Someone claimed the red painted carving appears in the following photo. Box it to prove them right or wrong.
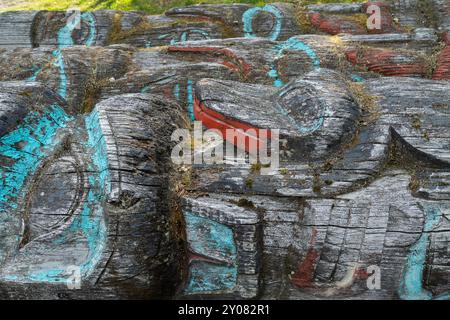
[309,13,366,35]
[194,95,271,154]
[346,47,427,77]
[432,45,450,81]
[291,228,319,288]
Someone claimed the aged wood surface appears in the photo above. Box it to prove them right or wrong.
[0,1,449,299]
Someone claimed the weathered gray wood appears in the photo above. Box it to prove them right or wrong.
[0,46,132,111]
[180,169,450,300]
[190,70,450,197]
[0,2,449,300]
[0,11,39,49]
[5,1,449,50]
[176,69,450,299]
[195,69,361,162]
[0,82,186,299]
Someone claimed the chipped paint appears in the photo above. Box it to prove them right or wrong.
[183,212,238,294]
[399,204,450,300]
[185,261,237,294]
[0,12,107,283]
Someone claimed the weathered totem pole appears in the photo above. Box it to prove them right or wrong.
[0,0,449,299]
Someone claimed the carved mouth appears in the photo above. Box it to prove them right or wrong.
[194,79,273,154]
[193,69,361,161]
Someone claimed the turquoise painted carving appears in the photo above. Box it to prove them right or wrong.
[180,29,210,42]
[187,79,195,121]
[185,261,237,294]
[141,85,150,93]
[26,65,43,81]
[73,108,109,277]
[52,50,68,99]
[158,34,178,45]
[243,4,283,41]
[184,212,237,263]
[53,11,97,99]
[350,74,364,82]
[57,12,96,49]
[0,11,108,283]
[269,37,321,88]
[142,28,210,119]
[0,104,71,275]
[0,104,109,282]
[266,37,324,134]
[173,83,180,101]
[183,212,238,294]
[141,80,195,120]
[0,104,72,214]
[399,204,450,300]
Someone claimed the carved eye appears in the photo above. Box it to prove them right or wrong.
[242,5,283,41]
[273,83,326,135]
[251,11,277,38]
[21,156,81,247]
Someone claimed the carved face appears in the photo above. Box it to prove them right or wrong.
[0,78,186,298]
[194,69,361,161]
[0,84,108,285]
[33,11,97,47]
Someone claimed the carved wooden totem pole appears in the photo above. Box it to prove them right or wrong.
[0,0,449,299]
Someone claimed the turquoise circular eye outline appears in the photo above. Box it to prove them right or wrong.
[272,82,325,135]
[242,4,283,41]
[268,37,321,88]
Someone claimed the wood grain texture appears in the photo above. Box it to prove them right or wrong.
[0,1,449,300]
